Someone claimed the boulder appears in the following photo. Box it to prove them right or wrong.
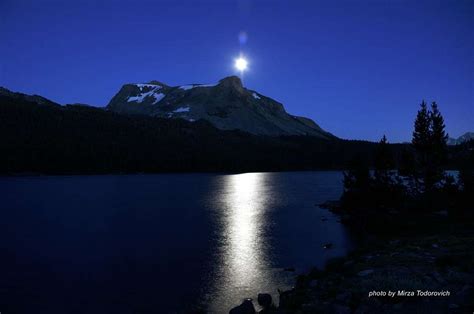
[277,289,295,308]
[229,299,256,314]
[257,293,273,308]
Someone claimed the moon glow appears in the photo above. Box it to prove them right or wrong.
[235,57,248,72]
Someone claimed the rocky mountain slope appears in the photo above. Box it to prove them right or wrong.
[106,76,334,138]
[448,132,474,145]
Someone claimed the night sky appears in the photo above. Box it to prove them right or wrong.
[1,0,472,142]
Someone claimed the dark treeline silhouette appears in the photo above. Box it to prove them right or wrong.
[0,94,376,174]
[342,101,474,217]
[0,95,471,175]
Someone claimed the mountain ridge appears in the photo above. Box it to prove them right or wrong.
[448,132,474,145]
[0,86,59,108]
[106,76,334,139]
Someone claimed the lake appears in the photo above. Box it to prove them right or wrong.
[0,171,352,313]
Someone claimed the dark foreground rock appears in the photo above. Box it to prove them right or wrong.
[257,293,273,308]
[229,299,256,314]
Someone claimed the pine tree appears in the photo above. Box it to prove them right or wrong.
[412,101,432,192]
[430,102,448,146]
[412,101,431,154]
[430,101,448,171]
[411,101,449,193]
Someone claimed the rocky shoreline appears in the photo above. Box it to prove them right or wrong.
[229,203,474,314]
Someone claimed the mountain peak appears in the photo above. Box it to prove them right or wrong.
[218,76,243,90]
[147,80,169,87]
[106,77,334,138]
[448,132,474,145]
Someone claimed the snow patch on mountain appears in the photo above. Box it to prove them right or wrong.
[252,92,261,100]
[173,106,190,113]
[199,83,218,88]
[127,85,165,104]
[179,83,218,91]
[136,84,162,90]
[152,93,165,104]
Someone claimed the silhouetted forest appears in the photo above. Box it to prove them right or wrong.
[0,94,471,174]
[341,101,473,228]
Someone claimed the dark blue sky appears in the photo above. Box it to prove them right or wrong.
[1,0,472,141]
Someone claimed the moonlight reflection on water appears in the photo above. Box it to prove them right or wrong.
[222,173,267,288]
[204,172,292,312]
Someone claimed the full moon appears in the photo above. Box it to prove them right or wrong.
[235,57,248,72]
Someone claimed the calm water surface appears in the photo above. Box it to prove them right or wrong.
[0,172,352,313]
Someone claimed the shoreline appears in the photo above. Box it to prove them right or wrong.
[0,169,347,178]
[230,203,474,313]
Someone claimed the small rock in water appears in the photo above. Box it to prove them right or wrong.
[283,267,295,272]
[229,299,255,314]
[323,243,333,249]
[357,269,374,277]
[257,293,272,308]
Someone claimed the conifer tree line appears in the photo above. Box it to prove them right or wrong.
[342,101,473,212]
[412,101,449,193]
